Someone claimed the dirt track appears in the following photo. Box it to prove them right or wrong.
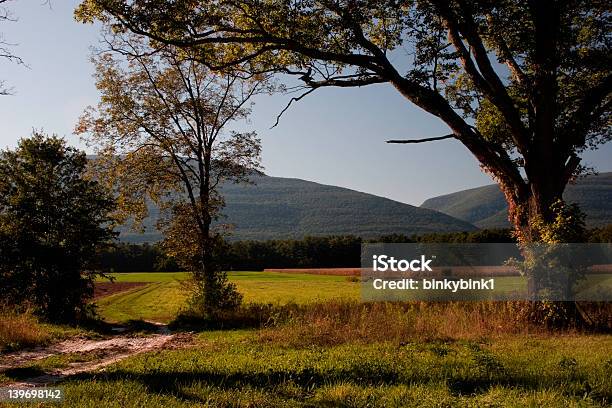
[0,323,191,388]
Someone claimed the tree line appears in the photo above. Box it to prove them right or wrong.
[100,226,612,272]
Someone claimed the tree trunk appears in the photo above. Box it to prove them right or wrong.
[512,183,561,299]
[505,174,589,326]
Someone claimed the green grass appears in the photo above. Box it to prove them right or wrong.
[98,272,190,283]
[6,272,610,407]
[96,272,360,323]
[96,271,610,323]
[41,331,612,407]
[96,281,188,323]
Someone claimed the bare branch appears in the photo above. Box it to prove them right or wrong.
[386,134,456,144]
[271,87,317,129]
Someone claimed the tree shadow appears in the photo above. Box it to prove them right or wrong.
[64,365,594,404]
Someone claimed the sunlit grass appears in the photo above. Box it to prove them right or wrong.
[95,271,361,323]
[52,331,612,407]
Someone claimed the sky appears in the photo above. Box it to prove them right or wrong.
[1,1,610,206]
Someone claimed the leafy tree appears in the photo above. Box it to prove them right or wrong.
[75,0,611,245]
[76,35,270,314]
[0,133,116,322]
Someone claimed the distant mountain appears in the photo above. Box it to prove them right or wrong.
[119,174,477,242]
[421,172,612,228]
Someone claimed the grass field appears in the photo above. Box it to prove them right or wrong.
[95,271,361,323]
[3,272,611,407]
[45,329,612,407]
[95,271,611,323]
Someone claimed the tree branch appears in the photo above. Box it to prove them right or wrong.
[565,73,612,147]
[386,134,455,144]
[436,1,530,153]
[484,13,529,87]
[271,87,317,128]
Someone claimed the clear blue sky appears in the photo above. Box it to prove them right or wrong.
[1,1,610,206]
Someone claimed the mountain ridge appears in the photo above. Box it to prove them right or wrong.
[119,174,478,242]
[421,172,612,228]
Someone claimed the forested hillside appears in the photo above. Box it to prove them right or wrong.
[422,173,612,228]
[119,175,477,242]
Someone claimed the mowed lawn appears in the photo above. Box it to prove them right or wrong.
[95,271,361,323]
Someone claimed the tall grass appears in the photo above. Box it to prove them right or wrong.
[257,301,545,346]
[173,300,611,347]
[0,309,51,352]
[0,309,100,353]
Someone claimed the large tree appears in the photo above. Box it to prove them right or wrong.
[76,35,269,313]
[0,133,116,322]
[76,0,611,245]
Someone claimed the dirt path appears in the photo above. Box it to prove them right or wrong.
[0,323,191,388]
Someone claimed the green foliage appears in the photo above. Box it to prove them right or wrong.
[0,133,116,322]
[225,235,362,270]
[101,233,452,271]
[98,242,182,272]
[188,271,243,317]
[531,200,587,244]
[589,224,612,243]
[509,201,589,326]
[415,228,514,243]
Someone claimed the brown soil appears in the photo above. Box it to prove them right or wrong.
[0,323,194,388]
[265,264,612,277]
[265,268,361,276]
[93,281,148,299]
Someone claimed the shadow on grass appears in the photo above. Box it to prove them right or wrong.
[3,366,48,381]
[66,363,607,404]
[76,318,166,336]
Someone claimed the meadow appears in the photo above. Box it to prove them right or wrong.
[2,271,611,407]
[95,271,611,322]
[95,271,361,323]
